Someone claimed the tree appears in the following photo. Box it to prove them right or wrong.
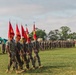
[30,28,46,40]
[60,26,71,40]
[48,29,60,40]
[69,32,76,40]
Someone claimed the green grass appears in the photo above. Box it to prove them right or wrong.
[0,47,76,75]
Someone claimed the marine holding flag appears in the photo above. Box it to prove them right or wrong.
[21,25,29,70]
[6,22,18,73]
[25,27,35,69]
[15,24,23,70]
[33,24,42,68]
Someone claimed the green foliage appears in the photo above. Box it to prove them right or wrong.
[36,29,46,40]
[30,29,46,40]
[48,26,74,40]
[69,32,76,40]
[0,47,76,75]
[48,29,60,40]
[60,26,71,40]
[49,34,58,40]
[30,26,76,41]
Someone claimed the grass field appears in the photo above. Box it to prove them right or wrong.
[0,47,76,75]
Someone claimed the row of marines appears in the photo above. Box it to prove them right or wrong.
[39,40,75,50]
[5,35,42,73]
[1,40,75,54]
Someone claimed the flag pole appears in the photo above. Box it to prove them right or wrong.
[25,24,27,28]
[33,21,35,25]
[25,24,30,50]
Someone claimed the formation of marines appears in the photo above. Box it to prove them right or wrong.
[39,40,75,50]
[1,40,75,54]
[0,23,42,74]
[4,37,75,74]
[5,34,42,74]
[0,22,76,74]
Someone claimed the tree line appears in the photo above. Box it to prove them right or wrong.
[29,26,76,41]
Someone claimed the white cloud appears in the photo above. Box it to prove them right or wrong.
[0,0,76,39]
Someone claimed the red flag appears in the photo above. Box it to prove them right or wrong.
[21,25,27,39]
[8,21,15,38]
[33,24,37,40]
[16,24,21,38]
[26,27,30,43]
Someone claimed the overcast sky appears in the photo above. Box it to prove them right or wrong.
[0,0,76,39]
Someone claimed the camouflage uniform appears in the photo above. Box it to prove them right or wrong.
[21,38,29,69]
[41,41,44,50]
[33,40,41,67]
[27,42,35,68]
[6,39,18,71]
[1,41,6,54]
[49,41,52,49]
[15,41,23,69]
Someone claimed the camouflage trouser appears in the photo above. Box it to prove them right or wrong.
[2,44,5,54]
[16,53,23,69]
[8,52,18,70]
[34,51,41,66]
[27,53,35,68]
[21,53,29,69]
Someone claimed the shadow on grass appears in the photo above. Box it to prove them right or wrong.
[0,53,3,55]
[0,53,7,55]
[23,65,70,73]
